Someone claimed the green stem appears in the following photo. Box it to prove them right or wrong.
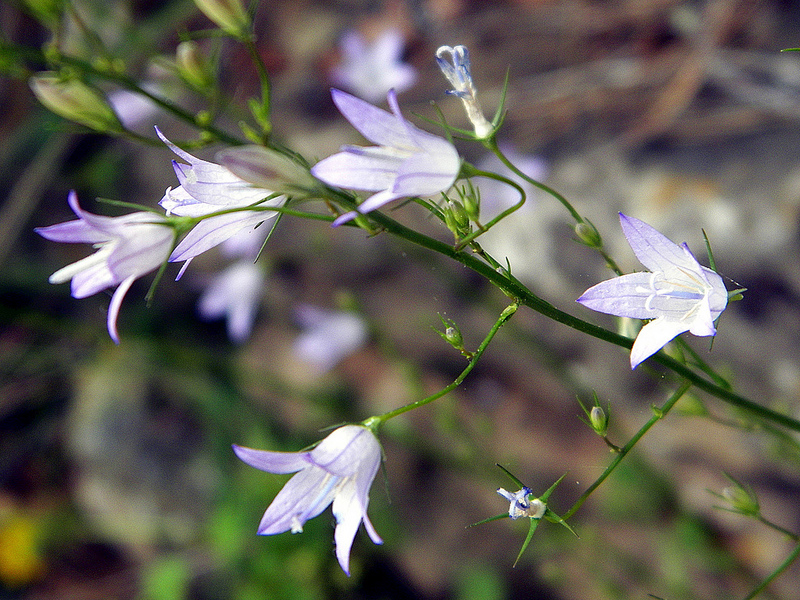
[367,303,517,425]
[563,380,692,520]
[359,210,800,433]
[243,36,272,138]
[742,542,800,600]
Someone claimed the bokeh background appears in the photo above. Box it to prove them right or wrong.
[2,0,800,598]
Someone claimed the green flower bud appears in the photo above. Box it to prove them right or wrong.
[217,145,317,194]
[176,41,213,91]
[589,405,608,436]
[30,73,122,132]
[721,480,759,516]
[193,0,249,36]
[575,219,602,248]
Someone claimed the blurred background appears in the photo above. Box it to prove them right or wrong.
[2,0,800,598]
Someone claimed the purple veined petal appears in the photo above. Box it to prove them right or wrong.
[169,210,273,263]
[576,272,657,319]
[232,444,309,474]
[160,186,205,217]
[619,213,699,274]
[106,223,174,280]
[107,275,136,345]
[352,188,404,215]
[309,426,377,476]
[258,468,340,535]
[311,151,401,192]
[36,191,118,243]
[331,89,414,149]
[391,151,459,198]
[630,318,690,369]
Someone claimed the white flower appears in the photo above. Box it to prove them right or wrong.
[331,28,417,103]
[197,260,265,343]
[156,128,285,271]
[577,213,729,368]
[497,487,545,520]
[35,191,173,343]
[311,89,461,226]
[435,45,493,138]
[233,425,383,576]
[294,305,368,371]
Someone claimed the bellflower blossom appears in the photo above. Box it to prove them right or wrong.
[311,89,460,226]
[197,260,265,343]
[233,425,383,576]
[294,305,369,372]
[331,28,417,103]
[577,213,729,369]
[156,128,285,271]
[35,191,173,343]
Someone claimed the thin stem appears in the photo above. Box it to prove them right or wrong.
[243,36,272,138]
[368,303,517,424]
[360,209,800,434]
[741,542,800,600]
[563,380,692,520]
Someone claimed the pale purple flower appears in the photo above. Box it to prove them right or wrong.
[577,214,729,369]
[233,425,383,576]
[35,191,173,343]
[294,305,368,372]
[311,89,461,226]
[331,28,417,103]
[197,259,265,343]
[107,83,162,130]
[497,487,545,520]
[156,128,285,269]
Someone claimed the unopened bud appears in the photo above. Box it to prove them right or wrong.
[30,73,122,132]
[176,41,213,91]
[444,200,470,237]
[193,0,249,36]
[589,406,608,436]
[721,482,759,516]
[575,219,602,248]
[218,145,316,193]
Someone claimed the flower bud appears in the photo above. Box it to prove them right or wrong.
[721,481,759,516]
[218,145,317,194]
[192,0,249,36]
[575,219,602,248]
[444,199,470,238]
[176,41,213,91]
[30,73,122,132]
[589,405,608,436]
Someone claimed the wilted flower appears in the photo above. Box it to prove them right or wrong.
[435,45,493,138]
[35,191,173,343]
[497,487,545,520]
[294,305,368,372]
[156,128,285,270]
[577,213,729,369]
[311,89,461,226]
[331,28,417,103]
[233,425,383,576]
[197,260,265,343]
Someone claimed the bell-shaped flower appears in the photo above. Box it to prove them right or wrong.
[577,213,729,369]
[156,128,285,269]
[293,305,368,372]
[197,259,265,343]
[311,89,461,226]
[233,425,383,576]
[330,28,417,103]
[35,191,173,343]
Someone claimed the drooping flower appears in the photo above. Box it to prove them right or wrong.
[577,213,729,369]
[233,425,383,576]
[435,45,493,139]
[331,28,417,103]
[311,89,461,226]
[35,191,173,343]
[197,259,265,343]
[293,305,368,372]
[156,128,285,270]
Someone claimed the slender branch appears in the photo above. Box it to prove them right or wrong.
[368,303,517,424]
[742,542,800,600]
[563,380,692,520]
